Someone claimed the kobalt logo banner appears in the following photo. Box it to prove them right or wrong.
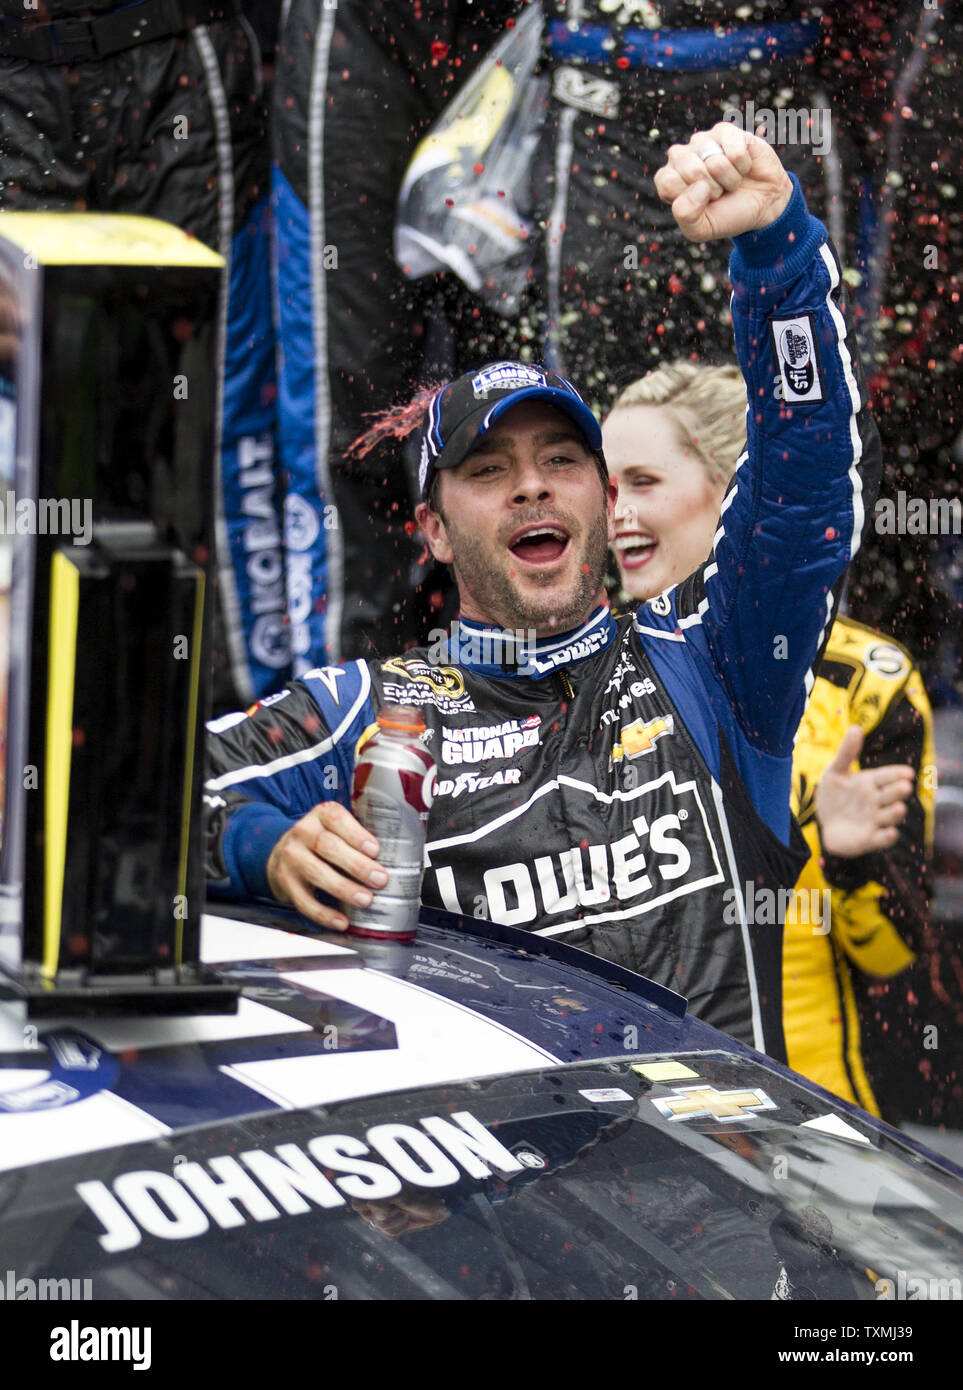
[239,435,291,671]
[76,1112,524,1252]
[427,771,725,927]
[285,492,322,667]
[441,716,541,765]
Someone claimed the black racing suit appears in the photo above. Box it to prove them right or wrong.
[206,180,882,1063]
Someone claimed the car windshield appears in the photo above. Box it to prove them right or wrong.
[3,1052,962,1300]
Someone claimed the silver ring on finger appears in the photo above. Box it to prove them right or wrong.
[697,140,725,162]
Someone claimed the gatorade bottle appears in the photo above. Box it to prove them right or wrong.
[345,706,436,940]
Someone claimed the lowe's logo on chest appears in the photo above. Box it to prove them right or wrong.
[441,716,541,765]
[427,771,726,928]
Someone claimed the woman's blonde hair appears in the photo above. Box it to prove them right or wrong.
[609,361,748,487]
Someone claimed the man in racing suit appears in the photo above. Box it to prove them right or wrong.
[206,125,882,1063]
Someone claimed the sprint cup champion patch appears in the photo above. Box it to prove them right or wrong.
[770,314,824,404]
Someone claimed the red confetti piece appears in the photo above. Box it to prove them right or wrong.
[430,41,448,60]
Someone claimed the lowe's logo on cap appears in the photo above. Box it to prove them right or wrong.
[472,363,546,399]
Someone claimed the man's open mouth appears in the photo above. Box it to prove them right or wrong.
[614,532,657,570]
[508,524,571,567]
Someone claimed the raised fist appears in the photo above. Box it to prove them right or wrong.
[654,122,794,243]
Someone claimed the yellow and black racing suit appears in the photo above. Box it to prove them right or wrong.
[785,616,934,1120]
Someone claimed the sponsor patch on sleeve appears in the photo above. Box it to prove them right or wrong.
[770,313,824,404]
[864,641,910,680]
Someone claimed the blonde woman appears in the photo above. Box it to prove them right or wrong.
[603,361,934,1121]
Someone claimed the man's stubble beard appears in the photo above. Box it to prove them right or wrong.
[443,501,611,635]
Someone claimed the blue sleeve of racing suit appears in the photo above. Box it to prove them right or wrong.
[635,175,882,844]
[205,661,377,899]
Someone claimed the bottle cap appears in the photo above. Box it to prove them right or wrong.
[376,705,425,734]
